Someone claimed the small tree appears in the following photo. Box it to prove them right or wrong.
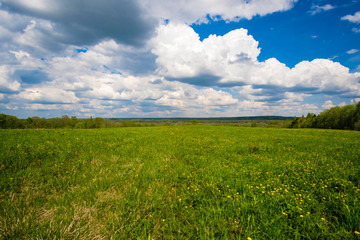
[25,117,33,128]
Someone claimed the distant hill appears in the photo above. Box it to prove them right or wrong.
[107,116,293,121]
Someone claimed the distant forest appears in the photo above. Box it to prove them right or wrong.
[286,101,360,130]
[1,102,360,130]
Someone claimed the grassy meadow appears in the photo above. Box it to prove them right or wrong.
[1,125,360,239]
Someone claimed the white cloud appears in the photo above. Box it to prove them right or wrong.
[338,102,346,107]
[341,11,360,23]
[155,87,238,111]
[0,65,21,92]
[347,49,358,54]
[352,27,360,33]
[196,89,237,106]
[309,4,335,15]
[351,98,360,104]
[152,23,260,80]
[281,92,312,103]
[24,103,62,110]
[143,0,296,24]
[16,87,78,104]
[322,100,335,109]
[289,59,360,94]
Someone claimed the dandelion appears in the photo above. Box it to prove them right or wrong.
[300,215,304,218]
[355,231,360,235]
[321,218,325,221]
[282,212,288,216]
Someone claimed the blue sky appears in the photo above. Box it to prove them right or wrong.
[192,0,360,69]
[0,0,359,118]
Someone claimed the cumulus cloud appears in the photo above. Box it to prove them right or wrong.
[152,23,260,82]
[1,37,244,117]
[341,11,360,23]
[288,59,360,95]
[151,23,360,96]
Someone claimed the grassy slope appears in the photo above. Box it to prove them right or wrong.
[1,126,360,239]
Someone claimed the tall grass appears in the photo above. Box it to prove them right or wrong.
[1,126,360,239]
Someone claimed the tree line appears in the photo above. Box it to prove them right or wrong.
[0,115,101,129]
[1,101,360,130]
[286,101,360,130]
[0,115,148,129]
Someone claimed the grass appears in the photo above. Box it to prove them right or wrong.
[1,126,360,239]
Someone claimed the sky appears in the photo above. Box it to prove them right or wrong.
[0,0,359,118]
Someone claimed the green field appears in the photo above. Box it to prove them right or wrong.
[1,126,360,239]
